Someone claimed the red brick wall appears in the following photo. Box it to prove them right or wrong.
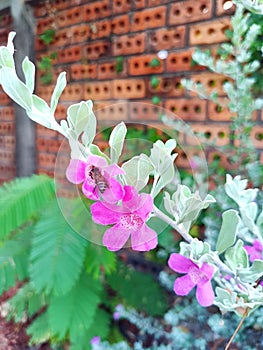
[0,0,262,184]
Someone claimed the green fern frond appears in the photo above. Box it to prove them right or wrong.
[48,272,102,341]
[0,175,55,239]
[85,244,116,279]
[30,199,88,296]
[0,227,32,295]
[6,282,46,323]
[27,311,52,345]
[70,309,110,350]
[107,262,169,316]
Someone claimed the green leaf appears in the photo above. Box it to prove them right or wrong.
[216,210,240,254]
[85,244,116,279]
[107,263,168,316]
[109,122,127,163]
[0,227,32,295]
[27,311,52,345]
[48,273,102,341]
[240,202,258,234]
[70,309,110,350]
[30,199,88,296]
[238,260,263,283]
[0,175,54,239]
[122,154,154,191]
[0,67,32,110]
[50,72,67,114]
[28,94,55,128]
[225,239,249,271]
[22,57,35,94]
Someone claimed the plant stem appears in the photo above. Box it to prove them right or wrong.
[224,307,249,350]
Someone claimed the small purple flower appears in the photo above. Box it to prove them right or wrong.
[66,155,124,203]
[113,311,120,320]
[90,336,100,345]
[244,239,263,262]
[91,186,158,251]
[168,253,215,307]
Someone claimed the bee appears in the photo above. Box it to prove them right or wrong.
[89,166,108,194]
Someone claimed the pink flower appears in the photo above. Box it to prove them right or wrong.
[168,253,215,307]
[66,155,124,203]
[244,239,263,262]
[90,186,158,251]
[90,336,100,346]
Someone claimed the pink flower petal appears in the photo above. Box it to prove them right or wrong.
[253,239,263,252]
[168,254,195,274]
[173,274,196,296]
[88,154,108,168]
[102,177,124,203]
[131,224,158,251]
[122,186,140,209]
[102,225,131,251]
[91,202,122,225]
[199,263,214,283]
[105,163,125,176]
[82,179,99,201]
[134,193,153,219]
[196,281,214,307]
[66,159,86,184]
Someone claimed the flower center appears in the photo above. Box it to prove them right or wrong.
[120,214,143,230]
[189,266,207,284]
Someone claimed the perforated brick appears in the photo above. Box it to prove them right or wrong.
[129,55,164,76]
[131,7,166,31]
[95,101,129,121]
[251,126,263,149]
[58,45,82,63]
[111,15,130,35]
[190,18,231,45]
[175,147,204,169]
[189,73,231,95]
[129,103,163,121]
[0,150,15,164]
[57,7,84,28]
[208,100,232,121]
[0,136,15,151]
[165,99,207,121]
[36,17,54,35]
[36,86,54,102]
[71,64,97,81]
[0,123,15,135]
[149,26,186,51]
[113,33,145,56]
[84,81,113,100]
[187,124,230,146]
[113,79,146,99]
[98,61,127,80]
[169,0,213,25]
[0,28,9,44]
[61,84,84,101]
[55,104,69,121]
[38,152,56,170]
[134,0,146,8]
[167,49,202,72]
[208,150,233,169]
[36,125,57,138]
[84,0,111,21]
[84,41,110,60]
[90,19,112,40]
[0,165,15,183]
[148,77,185,97]
[113,0,131,14]
[0,91,11,105]
[0,107,14,122]
[216,0,235,16]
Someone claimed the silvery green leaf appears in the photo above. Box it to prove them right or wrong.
[254,98,263,110]
[109,122,127,163]
[216,210,240,254]
[89,144,110,162]
[27,95,54,128]
[67,100,96,146]
[225,239,248,271]
[243,60,260,74]
[256,210,263,238]
[60,119,69,133]
[22,57,35,93]
[163,192,177,219]
[6,31,16,55]
[50,72,67,115]
[122,154,154,191]
[0,46,15,68]
[240,202,259,234]
[238,260,263,283]
[0,67,32,110]
[153,161,175,197]
[225,174,258,207]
